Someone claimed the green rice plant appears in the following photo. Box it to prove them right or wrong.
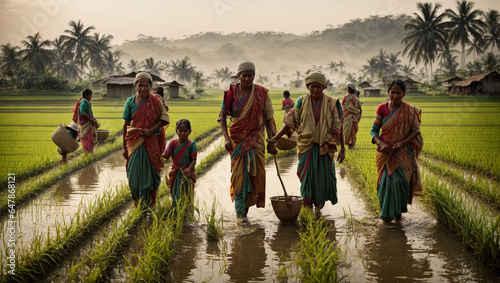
[1,185,131,282]
[296,214,341,282]
[195,143,226,176]
[421,156,500,207]
[204,197,224,241]
[125,197,187,282]
[423,171,500,271]
[69,204,145,282]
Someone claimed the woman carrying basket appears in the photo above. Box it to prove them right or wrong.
[270,72,345,216]
[72,89,99,153]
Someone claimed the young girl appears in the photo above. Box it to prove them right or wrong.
[281,90,294,115]
[163,119,197,210]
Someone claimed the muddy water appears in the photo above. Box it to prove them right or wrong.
[0,150,129,255]
[169,155,499,282]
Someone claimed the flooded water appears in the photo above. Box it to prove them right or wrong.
[2,144,499,282]
[169,155,499,282]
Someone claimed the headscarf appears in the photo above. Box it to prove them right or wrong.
[134,72,153,85]
[69,122,79,132]
[237,61,256,73]
[305,72,327,88]
[347,82,356,91]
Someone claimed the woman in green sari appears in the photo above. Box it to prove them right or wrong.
[271,72,345,216]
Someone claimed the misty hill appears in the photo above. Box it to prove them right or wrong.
[115,15,410,83]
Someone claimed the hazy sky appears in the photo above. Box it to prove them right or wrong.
[0,0,498,46]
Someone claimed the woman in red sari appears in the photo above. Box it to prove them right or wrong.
[370,79,423,222]
[218,61,277,224]
[72,89,99,153]
[122,72,169,207]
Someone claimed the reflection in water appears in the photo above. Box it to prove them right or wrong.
[364,224,431,282]
[226,227,267,283]
[339,167,346,179]
[170,225,201,282]
[268,222,300,260]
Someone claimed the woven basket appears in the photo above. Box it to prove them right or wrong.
[276,133,297,151]
[51,124,79,153]
[97,129,109,142]
[270,195,302,222]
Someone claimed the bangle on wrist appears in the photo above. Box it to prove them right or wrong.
[266,138,275,143]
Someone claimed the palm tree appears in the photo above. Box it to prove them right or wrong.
[481,52,500,72]
[170,56,195,83]
[362,57,378,81]
[436,43,460,64]
[0,43,21,81]
[52,37,79,80]
[373,49,390,76]
[484,9,500,52]
[61,20,95,75]
[142,57,164,76]
[128,59,143,72]
[445,0,486,69]
[401,64,417,78]
[103,50,121,75]
[388,51,403,75]
[21,33,53,75]
[192,71,207,90]
[87,33,113,74]
[439,54,460,77]
[465,38,484,62]
[325,61,337,74]
[337,61,345,75]
[402,2,449,79]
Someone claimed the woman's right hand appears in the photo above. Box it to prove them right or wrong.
[224,139,233,152]
[379,140,391,155]
[122,147,128,160]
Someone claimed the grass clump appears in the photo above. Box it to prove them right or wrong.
[204,197,223,241]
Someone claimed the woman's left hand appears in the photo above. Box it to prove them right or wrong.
[183,168,192,177]
[141,128,153,138]
[392,141,405,152]
[337,148,345,163]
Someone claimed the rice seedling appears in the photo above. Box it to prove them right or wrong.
[1,185,131,282]
[423,171,500,271]
[204,197,224,241]
[125,197,187,282]
[68,203,144,282]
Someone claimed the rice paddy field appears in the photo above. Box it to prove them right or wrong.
[0,88,499,282]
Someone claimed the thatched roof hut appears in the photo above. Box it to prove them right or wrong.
[94,72,165,98]
[364,87,382,97]
[441,76,463,92]
[358,81,371,88]
[164,80,184,98]
[403,77,421,93]
[450,71,500,95]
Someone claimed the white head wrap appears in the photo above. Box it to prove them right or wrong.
[347,82,356,91]
[134,72,153,85]
[237,61,256,73]
[69,122,79,132]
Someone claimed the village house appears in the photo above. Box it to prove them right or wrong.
[449,71,500,95]
[94,72,165,98]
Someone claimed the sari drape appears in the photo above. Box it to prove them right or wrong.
[342,93,361,146]
[167,139,197,208]
[72,98,97,152]
[374,102,423,220]
[223,84,275,217]
[283,93,342,206]
[124,93,169,206]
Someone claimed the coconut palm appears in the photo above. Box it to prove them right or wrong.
[170,56,195,83]
[373,49,390,76]
[401,64,417,78]
[439,54,460,77]
[87,33,113,73]
[388,51,403,75]
[60,20,95,75]
[481,52,500,72]
[128,59,143,72]
[21,33,53,75]
[0,43,21,81]
[484,9,500,52]
[402,2,449,79]
[445,0,486,69]
[192,71,207,90]
[325,61,337,74]
[466,38,485,62]
[362,57,378,81]
[52,37,79,80]
[337,61,345,75]
[103,50,122,75]
[436,43,460,64]
[142,57,164,76]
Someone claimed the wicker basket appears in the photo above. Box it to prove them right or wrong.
[51,124,79,153]
[276,133,297,151]
[97,129,109,142]
[270,195,302,222]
